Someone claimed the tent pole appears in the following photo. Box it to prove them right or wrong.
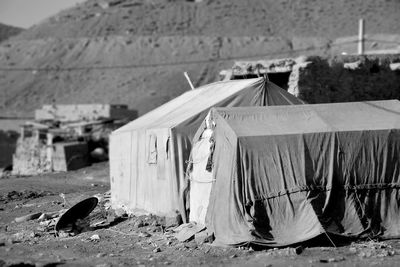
[184,72,195,90]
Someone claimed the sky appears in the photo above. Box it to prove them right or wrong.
[0,0,87,28]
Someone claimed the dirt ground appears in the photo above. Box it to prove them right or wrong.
[1,163,400,267]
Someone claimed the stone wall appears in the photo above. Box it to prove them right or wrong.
[224,54,400,104]
[12,134,49,176]
[295,54,400,104]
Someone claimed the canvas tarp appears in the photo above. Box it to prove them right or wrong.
[109,77,303,218]
[191,100,400,247]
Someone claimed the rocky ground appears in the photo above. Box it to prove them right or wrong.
[1,163,400,267]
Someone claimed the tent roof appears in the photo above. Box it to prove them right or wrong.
[211,100,400,137]
[114,77,302,134]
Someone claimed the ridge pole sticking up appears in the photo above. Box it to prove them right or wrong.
[184,72,195,90]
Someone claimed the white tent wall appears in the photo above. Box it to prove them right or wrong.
[136,128,176,214]
[110,128,178,215]
[110,131,132,209]
[110,122,198,217]
[188,129,214,225]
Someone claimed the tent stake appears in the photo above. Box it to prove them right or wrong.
[184,72,195,90]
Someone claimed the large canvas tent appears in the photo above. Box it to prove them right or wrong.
[189,100,400,247]
[109,77,303,218]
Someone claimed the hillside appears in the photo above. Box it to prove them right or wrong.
[0,23,23,43]
[15,0,400,39]
[1,0,400,117]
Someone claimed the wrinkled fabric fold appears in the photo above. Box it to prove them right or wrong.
[203,101,400,246]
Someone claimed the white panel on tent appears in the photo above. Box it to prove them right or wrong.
[132,128,177,214]
[189,129,214,225]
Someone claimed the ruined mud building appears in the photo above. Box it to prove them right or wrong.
[12,104,137,176]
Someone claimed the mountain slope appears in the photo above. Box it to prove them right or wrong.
[15,0,400,39]
[1,0,399,117]
[0,23,23,43]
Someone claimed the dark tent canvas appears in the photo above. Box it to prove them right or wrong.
[109,77,303,218]
[189,100,400,247]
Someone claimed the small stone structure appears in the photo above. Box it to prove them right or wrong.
[12,133,51,176]
[12,104,137,176]
[220,54,400,104]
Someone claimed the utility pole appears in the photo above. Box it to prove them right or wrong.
[358,18,364,55]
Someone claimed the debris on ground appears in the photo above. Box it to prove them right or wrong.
[55,196,99,232]
[90,234,100,241]
[350,241,396,258]
[194,229,214,245]
[319,256,345,263]
[38,210,67,222]
[0,190,54,204]
[264,246,305,257]
[172,222,205,242]
[2,181,400,267]
[14,212,43,223]
[6,192,111,241]
[165,212,183,229]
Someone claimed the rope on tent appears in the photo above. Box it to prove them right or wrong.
[185,153,211,164]
[323,231,337,248]
[189,177,216,183]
